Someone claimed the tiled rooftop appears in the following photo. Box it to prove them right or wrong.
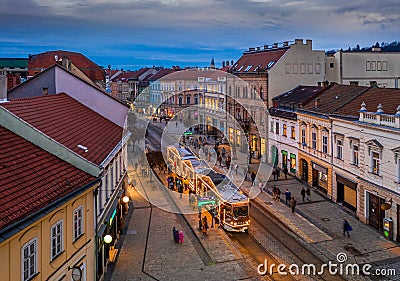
[2,93,123,165]
[28,50,104,81]
[233,48,287,73]
[302,83,369,115]
[273,85,324,106]
[0,125,96,232]
[335,87,400,116]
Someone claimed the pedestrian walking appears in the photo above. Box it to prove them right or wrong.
[306,187,311,201]
[176,121,178,128]
[272,185,277,199]
[225,156,231,170]
[258,181,263,193]
[251,171,256,186]
[285,189,291,204]
[222,147,226,158]
[179,230,184,243]
[218,155,222,166]
[283,167,288,179]
[290,197,297,213]
[343,219,352,238]
[234,163,238,175]
[301,187,306,202]
[173,227,179,243]
[276,187,281,201]
[276,167,281,180]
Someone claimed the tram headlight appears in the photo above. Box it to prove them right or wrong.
[233,222,237,226]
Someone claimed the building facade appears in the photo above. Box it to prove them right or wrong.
[326,49,400,88]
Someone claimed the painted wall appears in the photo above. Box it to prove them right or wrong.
[55,67,128,128]
[0,187,96,281]
[7,68,56,99]
[269,40,325,104]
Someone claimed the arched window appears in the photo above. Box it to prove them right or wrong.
[178,95,183,106]
[194,94,198,104]
[186,94,191,105]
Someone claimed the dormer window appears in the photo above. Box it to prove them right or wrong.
[244,65,252,72]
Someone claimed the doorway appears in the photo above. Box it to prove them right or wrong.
[337,182,344,203]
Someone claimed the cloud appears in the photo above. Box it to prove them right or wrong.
[0,0,399,68]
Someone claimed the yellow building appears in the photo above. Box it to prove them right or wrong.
[0,124,100,281]
[296,113,333,197]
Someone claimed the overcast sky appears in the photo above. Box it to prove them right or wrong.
[0,0,399,69]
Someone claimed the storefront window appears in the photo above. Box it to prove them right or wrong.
[290,153,296,173]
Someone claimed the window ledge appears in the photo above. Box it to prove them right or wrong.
[73,233,85,244]
[50,250,65,263]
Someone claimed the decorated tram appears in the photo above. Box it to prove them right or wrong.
[166,144,250,232]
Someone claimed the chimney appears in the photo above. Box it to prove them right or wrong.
[222,61,225,68]
[256,47,260,51]
[62,56,71,70]
[322,81,329,88]
[294,39,303,45]
[315,98,320,108]
[231,60,234,65]
[0,70,7,101]
[273,43,278,48]
[249,47,256,51]
[317,82,321,87]
[226,61,229,66]
[264,45,269,50]
[306,39,312,48]
[283,41,288,47]
[42,87,49,96]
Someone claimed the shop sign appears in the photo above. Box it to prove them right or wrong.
[109,209,117,225]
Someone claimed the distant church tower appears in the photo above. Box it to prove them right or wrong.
[210,57,215,69]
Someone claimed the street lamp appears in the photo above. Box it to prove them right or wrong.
[104,234,113,244]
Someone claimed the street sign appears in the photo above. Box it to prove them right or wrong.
[383,218,393,240]
[197,196,215,207]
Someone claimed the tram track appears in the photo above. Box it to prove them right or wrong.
[228,202,345,281]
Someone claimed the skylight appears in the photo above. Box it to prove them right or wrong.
[237,65,244,71]
[267,61,275,69]
[244,65,252,72]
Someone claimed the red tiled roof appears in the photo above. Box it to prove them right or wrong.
[112,71,135,82]
[233,48,288,73]
[149,68,175,81]
[0,125,96,231]
[335,87,400,116]
[28,50,105,81]
[302,84,369,114]
[128,68,150,80]
[2,93,123,165]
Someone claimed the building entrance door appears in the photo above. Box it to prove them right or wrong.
[301,159,308,181]
[337,182,344,203]
[368,193,385,231]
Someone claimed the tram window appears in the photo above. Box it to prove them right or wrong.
[224,205,232,215]
[233,206,248,217]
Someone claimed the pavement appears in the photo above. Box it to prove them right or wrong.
[107,118,400,281]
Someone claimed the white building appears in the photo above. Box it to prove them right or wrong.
[326,49,400,88]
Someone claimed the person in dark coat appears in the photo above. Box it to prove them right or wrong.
[173,227,179,243]
[285,189,291,204]
[301,187,306,202]
[343,219,352,238]
[251,171,256,186]
[290,197,297,213]
[283,167,288,179]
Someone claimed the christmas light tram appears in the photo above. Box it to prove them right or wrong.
[166,144,250,232]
